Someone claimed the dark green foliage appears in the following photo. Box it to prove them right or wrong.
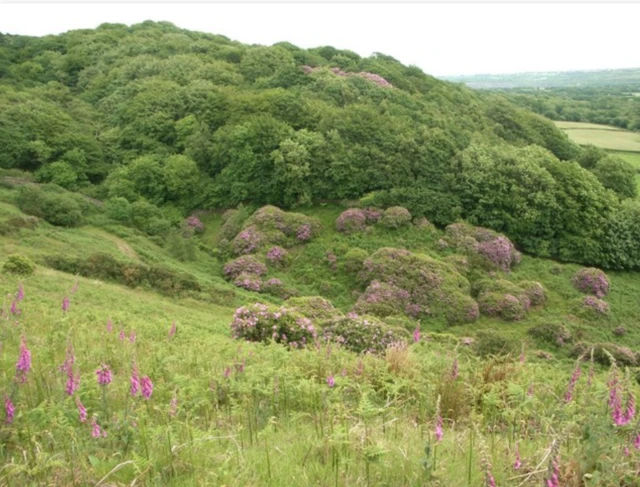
[343,248,369,274]
[16,184,85,227]
[2,253,36,275]
[44,252,201,296]
[591,155,637,199]
[165,231,197,262]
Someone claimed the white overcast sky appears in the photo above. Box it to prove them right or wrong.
[0,3,639,76]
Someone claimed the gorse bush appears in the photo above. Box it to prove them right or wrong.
[3,254,36,275]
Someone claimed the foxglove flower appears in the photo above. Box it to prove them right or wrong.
[76,398,87,423]
[564,363,581,403]
[16,283,24,302]
[15,336,32,383]
[513,445,522,470]
[141,376,153,399]
[95,364,112,387]
[118,330,125,341]
[413,326,420,343]
[4,396,15,424]
[435,395,443,442]
[129,331,136,344]
[10,300,20,316]
[327,375,335,388]
[62,296,70,313]
[91,417,106,438]
[130,362,140,397]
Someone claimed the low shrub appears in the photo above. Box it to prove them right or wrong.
[444,223,521,272]
[16,185,84,227]
[322,315,409,354]
[379,206,412,229]
[233,273,262,292]
[336,208,367,234]
[343,248,369,274]
[219,206,251,242]
[571,342,638,366]
[232,225,265,255]
[3,254,36,275]
[477,292,527,321]
[286,296,342,323]
[572,267,610,298]
[572,296,610,320]
[473,330,518,357]
[353,280,413,318]
[518,281,547,306]
[223,255,267,280]
[230,303,317,349]
[527,323,572,347]
[358,247,476,325]
[185,215,204,233]
[44,253,200,296]
[0,215,39,235]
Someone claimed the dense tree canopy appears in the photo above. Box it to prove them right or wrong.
[1,21,639,268]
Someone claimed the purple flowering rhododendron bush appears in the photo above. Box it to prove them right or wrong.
[228,206,321,255]
[572,267,610,298]
[358,248,479,325]
[444,223,522,272]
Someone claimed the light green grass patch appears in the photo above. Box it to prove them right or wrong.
[555,121,640,151]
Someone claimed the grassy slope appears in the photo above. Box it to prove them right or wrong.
[2,194,640,485]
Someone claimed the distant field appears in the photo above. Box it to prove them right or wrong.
[555,121,640,152]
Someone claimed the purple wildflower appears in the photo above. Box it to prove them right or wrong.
[16,283,24,302]
[62,296,70,313]
[106,318,113,333]
[61,343,79,396]
[413,326,421,343]
[129,331,136,344]
[95,364,112,387]
[118,330,125,341]
[169,321,177,338]
[634,433,640,450]
[224,367,231,378]
[5,396,15,424]
[76,398,87,423]
[91,417,106,438]
[10,300,20,316]
[141,376,153,399]
[564,363,581,403]
[327,375,335,388]
[130,362,140,397]
[435,396,443,442]
[15,336,32,383]
[514,445,522,470]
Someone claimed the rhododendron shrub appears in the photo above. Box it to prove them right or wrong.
[185,215,204,233]
[528,323,572,347]
[518,281,547,306]
[358,248,478,325]
[231,303,317,348]
[286,296,342,324]
[573,296,610,320]
[572,268,610,298]
[223,256,267,280]
[444,223,521,272]
[336,209,367,234]
[322,315,408,354]
[343,248,369,274]
[353,280,414,318]
[228,206,321,254]
[379,206,412,229]
[473,279,533,321]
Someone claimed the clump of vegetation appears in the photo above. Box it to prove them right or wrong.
[379,206,412,229]
[571,342,638,366]
[286,296,342,323]
[518,280,547,306]
[572,267,610,297]
[2,254,36,275]
[265,246,290,267]
[358,247,477,325]
[527,323,572,347]
[444,223,521,272]
[16,185,89,227]
[228,206,321,255]
[0,215,39,235]
[336,208,367,234]
[473,279,532,321]
[343,248,369,274]
[353,280,414,318]
[322,314,408,354]
[472,330,518,357]
[572,295,610,320]
[231,303,317,348]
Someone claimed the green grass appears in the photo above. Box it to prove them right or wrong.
[1,193,640,485]
[554,121,640,152]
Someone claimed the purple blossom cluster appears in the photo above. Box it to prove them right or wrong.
[265,246,289,267]
[572,268,610,298]
[185,215,204,233]
[230,303,317,349]
[296,224,312,242]
[336,209,367,234]
[303,66,393,88]
[579,296,610,318]
[232,226,265,255]
[444,223,521,272]
[478,292,527,321]
[353,280,413,318]
[223,256,267,280]
[234,273,262,292]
